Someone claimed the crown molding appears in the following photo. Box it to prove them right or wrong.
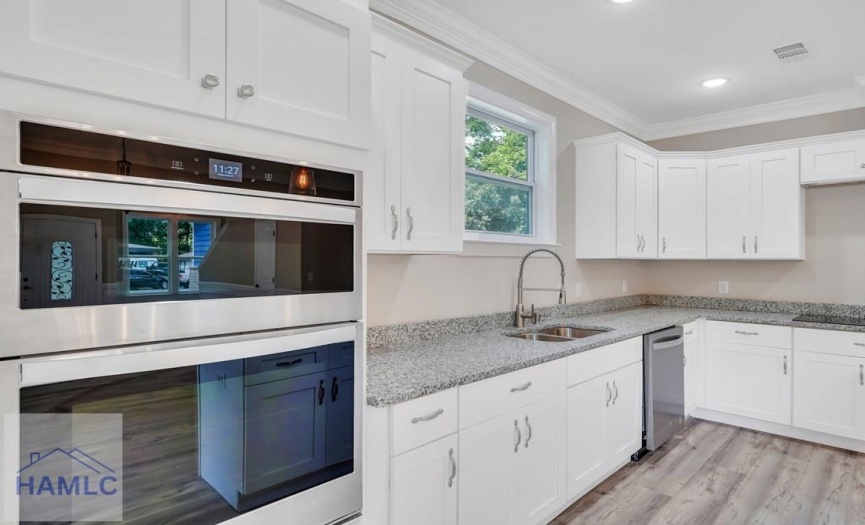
[372,0,865,142]
[371,13,474,72]
[369,0,651,138]
[643,87,865,141]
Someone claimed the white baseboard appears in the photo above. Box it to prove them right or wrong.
[692,408,865,454]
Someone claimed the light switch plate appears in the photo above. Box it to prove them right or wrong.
[718,281,730,294]
[574,283,583,298]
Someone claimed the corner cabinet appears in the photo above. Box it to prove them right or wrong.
[0,0,371,148]
[366,17,471,253]
[707,149,803,260]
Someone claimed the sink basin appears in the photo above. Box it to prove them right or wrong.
[508,333,575,342]
[536,327,609,339]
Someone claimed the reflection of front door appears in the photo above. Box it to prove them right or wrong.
[254,220,276,293]
[21,216,101,309]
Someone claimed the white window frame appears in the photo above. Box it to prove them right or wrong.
[463,83,557,246]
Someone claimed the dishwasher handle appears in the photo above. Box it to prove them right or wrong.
[651,335,684,350]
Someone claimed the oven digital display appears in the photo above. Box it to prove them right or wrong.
[209,159,243,182]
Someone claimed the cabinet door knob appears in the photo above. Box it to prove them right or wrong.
[237,83,256,98]
[201,74,220,89]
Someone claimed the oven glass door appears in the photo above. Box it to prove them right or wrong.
[12,327,359,524]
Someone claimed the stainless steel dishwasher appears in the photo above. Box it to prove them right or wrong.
[633,326,686,460]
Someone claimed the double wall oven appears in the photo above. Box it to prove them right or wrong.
[0,112,363,525]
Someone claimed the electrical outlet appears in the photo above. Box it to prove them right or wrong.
[622,280,629,294]
[718,281,730,294]
[574,283,583,298]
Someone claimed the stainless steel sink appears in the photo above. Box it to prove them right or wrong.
[507,326,610,342]
[508,333,574,342]
[536,327,609,339]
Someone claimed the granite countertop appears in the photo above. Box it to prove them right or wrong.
[366,305,865,407]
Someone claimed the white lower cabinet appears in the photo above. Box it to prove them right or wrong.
[459,393,566,525]
[683,339,698,416]
[793,351,865,440]
[566,361,642,499]
[706,341,792,425]
[390,434,458,525]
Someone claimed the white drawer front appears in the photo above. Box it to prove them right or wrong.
[567,337,643,387]
[794,328,865,358]
[683,321,700,343]
[707,321,791,349]
[459,360,565,430]
[391,388,458,456]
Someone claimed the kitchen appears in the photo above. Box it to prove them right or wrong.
[1,0,864,524]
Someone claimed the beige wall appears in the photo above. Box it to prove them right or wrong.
[367,61,647,326]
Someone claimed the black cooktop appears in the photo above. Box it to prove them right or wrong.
[793,314,865,327]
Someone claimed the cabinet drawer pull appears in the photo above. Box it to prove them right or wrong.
[734,330,759,336]
[860,364,864,386]
[636,235,641,251]
[683,355,687,367]
[685,330,694,336]
[390,205,399,240]
[524,416,532,449]
[612,380,619,405]
[754,236,759,254]
[448,448,456,488]
[605,382,612,407]
[854,342,865,347]
[783,355,788,376]
[275,358,303,368]
[510,382,532,393]
[662,236,667,254]
[742,236,747,254]
[513,420,521,453]
[411,408,444,424]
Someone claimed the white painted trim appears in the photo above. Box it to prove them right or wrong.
[465,82,557,246]
[643,87,865,141]
[370,13,473,72]
[692,408,865,454]
[371,0,865,141]
[369,0,650,138]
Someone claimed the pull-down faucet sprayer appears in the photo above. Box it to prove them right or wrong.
[514,248,567,327]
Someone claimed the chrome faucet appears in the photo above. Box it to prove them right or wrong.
[514,248,567,327]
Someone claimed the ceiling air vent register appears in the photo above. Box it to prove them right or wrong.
[773,43,810,64]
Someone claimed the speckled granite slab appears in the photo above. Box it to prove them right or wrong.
[366,304,865,407]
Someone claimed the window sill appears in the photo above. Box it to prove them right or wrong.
[460,235,561,258]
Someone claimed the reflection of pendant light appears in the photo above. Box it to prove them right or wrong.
[117,138,131,175]
[289,166,317,196]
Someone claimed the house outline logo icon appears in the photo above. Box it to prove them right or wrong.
[17,447,119,497]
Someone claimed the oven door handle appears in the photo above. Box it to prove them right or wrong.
[318,380,325,405]
[331,376,339,402]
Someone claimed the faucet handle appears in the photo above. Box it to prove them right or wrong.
[531,304,542,324]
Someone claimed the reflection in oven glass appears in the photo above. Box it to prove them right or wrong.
[19,204,354,310]
[19,343,355,524]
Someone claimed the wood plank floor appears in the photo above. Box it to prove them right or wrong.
[551,419,865,525]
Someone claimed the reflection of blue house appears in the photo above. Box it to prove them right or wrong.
[187,222,214,269]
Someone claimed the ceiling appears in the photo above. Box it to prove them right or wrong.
[377,0,865,138]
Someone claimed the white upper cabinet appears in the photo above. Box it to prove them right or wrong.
[575,142,617,259]
[226,0,370,148]
[0,0,226,118]
[616,143,658,259]
[0,0,371,148]
[707,155,752,259]
[749,149,803,259]
[800,138,865,185]
[658,158,706,259]
[367,19,470,254]
[707,151,802,260]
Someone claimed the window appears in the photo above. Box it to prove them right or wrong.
[464,84,556,245]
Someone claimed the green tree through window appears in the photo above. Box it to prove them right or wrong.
[465,113,532,235]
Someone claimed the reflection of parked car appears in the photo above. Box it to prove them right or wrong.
[129,269,168,290]
[179,267,190,289]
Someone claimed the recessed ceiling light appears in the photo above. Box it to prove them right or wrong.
[609,0,634,4]
[700,77,729,88]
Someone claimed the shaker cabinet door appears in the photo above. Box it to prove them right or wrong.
[391,434,458,525]
[707,155,752,259]
[750,149,803,259]
[458,412,516,525]
[793,351,865,440]
[658,158,706,259]
[0,0,226,117]
[226,0,371,148]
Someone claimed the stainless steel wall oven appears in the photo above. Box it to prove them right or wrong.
[0,112,364,525]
